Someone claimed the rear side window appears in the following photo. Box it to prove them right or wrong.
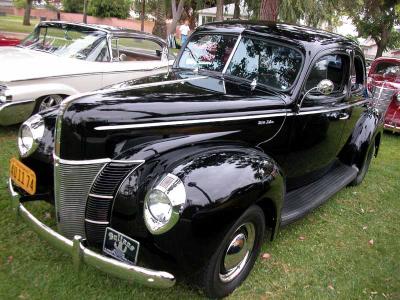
[111,37,163,62]
[305,54,349,92]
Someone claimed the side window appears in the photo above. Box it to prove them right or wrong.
[305,54,350,93]
[351,56,365,93]
[112,37,162,62]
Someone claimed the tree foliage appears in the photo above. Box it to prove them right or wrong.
[341,0,399,58]
[62,0,83,13]
[88,0,132,19]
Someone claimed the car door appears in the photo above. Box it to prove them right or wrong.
[101,35,170,87]
[284,50,352,189]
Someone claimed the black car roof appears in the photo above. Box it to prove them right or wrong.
[197,20,357,47]
[38,21,166,45]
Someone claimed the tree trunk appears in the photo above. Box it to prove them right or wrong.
[259,0,279,21]
[233,0,240,19]
[141,0,145,32]
[83,0,88,24]
[22,0,32,26]
[168,0,185,35]
[152,0,167,38]
[216,0,224,21]
[374,25,390,58]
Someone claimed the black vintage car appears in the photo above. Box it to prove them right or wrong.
[9,21,382,298]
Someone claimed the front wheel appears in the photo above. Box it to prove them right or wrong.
[197,205,266,298]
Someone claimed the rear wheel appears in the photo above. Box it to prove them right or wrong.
[350,139,375,186]
[197,205,266,298]
[34,94,64,113]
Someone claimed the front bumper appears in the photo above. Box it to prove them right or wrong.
[0,100,35,126]
[384,123,400,133]
[8,179,176,288]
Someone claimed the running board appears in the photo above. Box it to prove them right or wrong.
[281,162,358,226]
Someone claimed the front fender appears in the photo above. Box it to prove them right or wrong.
[111,144,284,273]
[8,82,77,101]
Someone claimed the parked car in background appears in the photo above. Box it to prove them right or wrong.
[9,21,382,298]
[368,57,400,133]
[0,35,20,46]
[0,21,173,126]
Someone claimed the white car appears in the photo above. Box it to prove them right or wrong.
[0,21,173,126]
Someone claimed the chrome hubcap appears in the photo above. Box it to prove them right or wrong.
[39,95,63,112]
[219,222,255,282]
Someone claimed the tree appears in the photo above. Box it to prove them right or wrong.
[233,0,240,19]
[216,0,224,21]
[168,0,185,35]
[22,0,33,26]
[62,0,83,13]
[152,0,167,38]
[259,0,279,21]
[88,0,132,19]
[342,0,400,58]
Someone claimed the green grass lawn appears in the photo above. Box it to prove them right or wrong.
[0,15,37,34]
[0,126,399,299]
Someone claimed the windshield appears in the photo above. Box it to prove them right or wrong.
[177,34,238,72]
[178,34,302,91]
[225,37,303,91]
[20,25,109,61]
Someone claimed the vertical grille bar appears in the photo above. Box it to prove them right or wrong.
[54,159,107,239]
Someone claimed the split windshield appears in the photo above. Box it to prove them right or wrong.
[19,25,108,61]
[177,34,303,91]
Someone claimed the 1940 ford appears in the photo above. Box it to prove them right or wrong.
[9,21,382,298]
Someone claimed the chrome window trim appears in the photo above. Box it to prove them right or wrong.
[222,34,242,74]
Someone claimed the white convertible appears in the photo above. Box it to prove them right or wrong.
[0,21,173,125]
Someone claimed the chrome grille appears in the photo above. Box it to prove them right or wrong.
[54,159,106,239]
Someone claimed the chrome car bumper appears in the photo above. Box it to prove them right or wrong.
[8,179,176,288]
[0,100,35,126]
[384,123,400,133]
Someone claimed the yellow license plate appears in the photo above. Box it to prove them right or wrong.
[10,158,36,195]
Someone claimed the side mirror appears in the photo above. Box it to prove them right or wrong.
[316,79,334,95]
[297,79,335,111]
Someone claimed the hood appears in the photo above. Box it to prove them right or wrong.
[0,46,165,82]
[58,71,287,160]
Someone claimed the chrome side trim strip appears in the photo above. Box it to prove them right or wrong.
[88,193,114,199]
[84,219,110,225]
[95,111,289,131]
[94,99,370,131]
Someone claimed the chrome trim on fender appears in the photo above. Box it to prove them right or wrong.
[0,99,36,126]
[95,111,289,131]
[8,179,175,288]
[84,219,110,225]
[94,99,371,131]
[88,193,114,199]
[53,154,145,165]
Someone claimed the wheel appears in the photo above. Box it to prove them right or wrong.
[34,94,64,113]
[197,205,266,298]
[349,140,375,186]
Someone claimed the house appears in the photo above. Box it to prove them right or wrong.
[197,1,252,26]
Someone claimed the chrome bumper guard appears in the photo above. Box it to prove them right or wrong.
[8,179,175,288]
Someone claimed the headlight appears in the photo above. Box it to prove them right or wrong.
[396,93,400,103]
[144,174,186,235]
[18,114,45,157]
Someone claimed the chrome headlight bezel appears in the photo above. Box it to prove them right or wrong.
[144,174,186,235]
[18,114,45,158]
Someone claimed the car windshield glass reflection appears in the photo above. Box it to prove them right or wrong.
[225,37,302,91]
[177,34,238,72]
[20,25,107,61]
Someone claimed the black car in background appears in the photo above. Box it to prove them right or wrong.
[9,21,382,298]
